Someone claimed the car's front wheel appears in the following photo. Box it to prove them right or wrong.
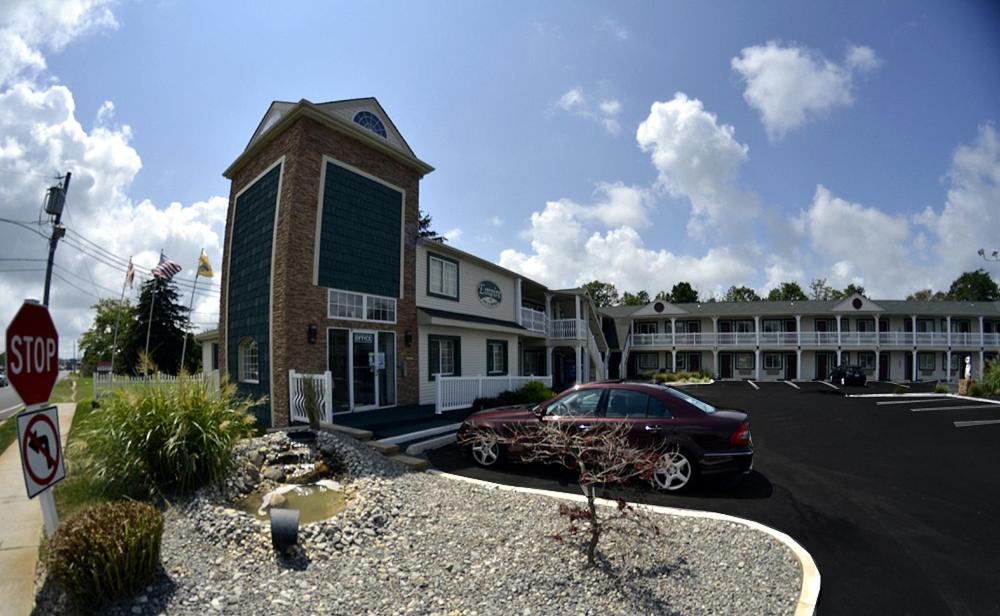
[469,436,503,467]
[651,446,696,492]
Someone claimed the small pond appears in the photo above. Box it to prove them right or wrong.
[236,481,347,525]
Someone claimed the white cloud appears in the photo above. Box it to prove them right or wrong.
[0,3,225,356]
[731,41,880,140]
[595,18,629,41]
[488,216,502,227]
[443,228,463,242]
[636,92,759,239]
[553,87,622,135]
[916,124,1000,281]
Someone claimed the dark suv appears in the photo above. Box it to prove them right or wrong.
[829,364,867,386]
[457,382,753,492]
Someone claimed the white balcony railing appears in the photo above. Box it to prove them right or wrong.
[435,375,553,414]
[549,318,584,339]
[520,307,547,334]
[628,330,1000,349]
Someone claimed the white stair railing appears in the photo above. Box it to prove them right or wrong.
[435,375,554,414]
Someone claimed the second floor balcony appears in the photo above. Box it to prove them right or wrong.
[628,331,1000,348]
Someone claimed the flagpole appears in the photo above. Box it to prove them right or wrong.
[144,251,162,372]
[109,257,131,375]
[179,264,199,372]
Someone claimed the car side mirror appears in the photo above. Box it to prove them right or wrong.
[532,405,545,419]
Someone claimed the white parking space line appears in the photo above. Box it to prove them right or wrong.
[748,380,759,390]
[910,404,1000,413]
[876,399,948,406]
[784,380,800,390]
[890,381,910,389]
[954,419,1000,428]
[819,381,839,390]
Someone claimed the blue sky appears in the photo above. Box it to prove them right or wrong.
[1,0,999,352]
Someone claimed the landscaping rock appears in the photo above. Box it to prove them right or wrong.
[261,466,285,482]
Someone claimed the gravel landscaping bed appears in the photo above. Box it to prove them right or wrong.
[35,429,801,615]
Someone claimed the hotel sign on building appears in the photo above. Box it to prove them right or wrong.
[478,281,502,307]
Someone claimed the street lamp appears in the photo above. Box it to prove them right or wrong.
[977,248,999,262]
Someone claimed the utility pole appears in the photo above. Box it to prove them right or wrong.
[42,172,71,307]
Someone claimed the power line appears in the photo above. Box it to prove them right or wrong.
[0,257,47,262]
[0,267,46,273]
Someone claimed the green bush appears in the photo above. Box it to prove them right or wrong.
[48,501,163,610]
[893,385,908,394]
[933,384,949,394]
[969,382,985,397]
[983,360,1000,395]
[73,376,261,498]
[497,380,556,405]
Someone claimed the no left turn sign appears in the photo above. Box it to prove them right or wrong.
[17,405,66,499]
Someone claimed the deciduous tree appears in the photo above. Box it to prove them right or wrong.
[669,282,699,303]
[583,281,620,307]
[78,298,135,373]
[947,269,1000,301]
[621,290,650,305]
[766,282,808,301]
[722,285,761,302]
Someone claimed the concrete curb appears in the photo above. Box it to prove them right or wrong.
[427,469,820,616]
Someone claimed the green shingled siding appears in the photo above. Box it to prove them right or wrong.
[317,162,402,298]
[227,165,280,427]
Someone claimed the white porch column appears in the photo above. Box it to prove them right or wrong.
[836,349,842,364]
[836,315,842,346]
[515,278,523,325]
[946,350,952,383]
[754,349,761,380]
[873,314,879,347]
[946,316,951,348]
[912,350,918,382]
[875,351,880,382]
[795,314,801,346]
[671,350,677,373]
[980,349,985,380]
[670,317,677,346]
[754,315,760,346]
[911,315,917,345]
[574,294,581,319]
[797,349,802,380]
[712,349,718,379]
[545,346,553,377]
[980,316,985,347]
[574,345,582,385]
[582,347,589,382]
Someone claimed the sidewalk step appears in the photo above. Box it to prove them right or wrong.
[324,423,373,441]
[376,422,462,445]
[404,432,458,456]
[388,453,429,471]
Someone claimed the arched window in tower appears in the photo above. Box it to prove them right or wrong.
[353,111,387,138]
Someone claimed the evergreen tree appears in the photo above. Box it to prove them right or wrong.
[841,283,866,298]
[669,282,699,303]
[122,279,190,375]
[418,209,446,242]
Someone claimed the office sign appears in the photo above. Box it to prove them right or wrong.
[478,281,502,307]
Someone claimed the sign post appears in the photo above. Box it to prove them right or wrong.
[5,300,62,536]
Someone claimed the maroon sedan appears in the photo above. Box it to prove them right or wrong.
[457,382,753,492]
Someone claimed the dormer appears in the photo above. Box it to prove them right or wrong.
[831,293,884,313]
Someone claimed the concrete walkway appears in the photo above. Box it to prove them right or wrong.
[0,403,76,616]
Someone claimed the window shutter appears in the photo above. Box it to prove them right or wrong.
[500,341,508,375]
[486,342,495,374]
[453,339,462,377]
[429,339,440,381]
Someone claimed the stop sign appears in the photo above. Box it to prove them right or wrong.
[5,301,59,406]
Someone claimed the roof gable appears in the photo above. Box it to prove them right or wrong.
[631,300,687,317]
[831,294,885,313]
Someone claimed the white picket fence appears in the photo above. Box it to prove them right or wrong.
[288,370,334,425]
[435,375,553,414]
[93,370,220,400]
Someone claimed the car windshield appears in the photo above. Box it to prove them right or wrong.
[663,387,717,414]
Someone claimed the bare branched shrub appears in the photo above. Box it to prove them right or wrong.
[462,421,665,566]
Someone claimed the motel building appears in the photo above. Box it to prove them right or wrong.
[604,297,1000,384]
[208,96,1000,431]
[215,97,607,429]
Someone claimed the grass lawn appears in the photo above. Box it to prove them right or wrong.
[53,399,108,521]
[50,373,94,405]
[0,416,15,457]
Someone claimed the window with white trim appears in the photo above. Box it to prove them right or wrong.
[486,339,507,375]
[918,352,935,371]
[859,352,875,370]
[635,321,658,334]
[638,352,659,371]
[428,254,458,299]
[238,338,259,383]
[736,353,755,370]
[328,289,396,323]
[763,353,782,370]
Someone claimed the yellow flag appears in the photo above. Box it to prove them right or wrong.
[197,249,214,278]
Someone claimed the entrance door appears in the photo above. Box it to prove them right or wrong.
[904,353,913,381]
[785,353,797,380]
[352,331,377,409]
[328,329,350,413]
[720,353,733,379]
[377,332,396,407]
[687,353,701,372]
[816,353,830,380]
[879,352,890,381]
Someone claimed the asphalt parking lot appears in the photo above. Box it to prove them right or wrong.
[427,380,1000,615]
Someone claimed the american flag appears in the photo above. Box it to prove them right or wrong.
[125,259,135,288]
[152,252,182,280]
